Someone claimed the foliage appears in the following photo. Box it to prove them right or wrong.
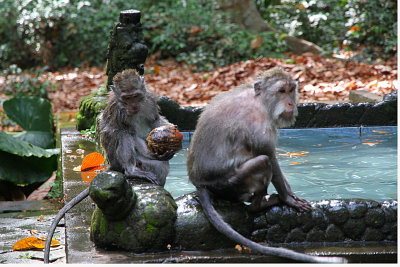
[0,0,395,70]
[80,125,96,139]
[141,1,286,71]
[0,97,58,185]
[1,65,53,99]
[0,0,287,71]
[264,0,397,61]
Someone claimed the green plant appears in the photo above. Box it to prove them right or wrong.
[19,252,33,259]
[264,0,397,60]
[0,0,289,71]
[0,97,58,186]
[81,125,96,139]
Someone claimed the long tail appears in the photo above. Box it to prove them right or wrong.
[197,187,346,263]
[44,187,90,264]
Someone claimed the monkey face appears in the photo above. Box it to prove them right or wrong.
[255,77,298,128]
[120,91,144,115]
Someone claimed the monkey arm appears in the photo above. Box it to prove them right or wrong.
[154,115,173,127]
[269,155,311,211]
[250,133,311,212]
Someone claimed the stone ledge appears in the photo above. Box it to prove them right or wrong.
[76,91,397,131]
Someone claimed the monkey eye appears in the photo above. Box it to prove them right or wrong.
[278,88,286,93]
[289,87,295,93]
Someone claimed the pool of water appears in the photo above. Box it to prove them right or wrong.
[164,126,397,202]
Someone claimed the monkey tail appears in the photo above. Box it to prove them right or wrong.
[197,187,346,263]
[44,187,90,264]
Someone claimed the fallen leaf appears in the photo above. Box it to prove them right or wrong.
[243,245,251,253]
[81,166,106,182]
[234,244,242,252]
[13,237,60,251]
[251,36,262,50]
[73,165,81,172]
[81,152,104,171]
[279,151,309,158]
[362,142,378,146]
[188,26,202,35]
[290,162,301,165]
[372,130,389,134]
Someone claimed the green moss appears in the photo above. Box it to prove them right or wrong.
[99,216,108,234]
[146,223,157,234]
[114,222,126,234]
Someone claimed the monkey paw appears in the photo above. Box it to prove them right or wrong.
[282,194,312,212]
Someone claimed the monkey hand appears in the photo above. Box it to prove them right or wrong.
[125,167,161,186]
[152,150,175,161]
[281,193,312,212]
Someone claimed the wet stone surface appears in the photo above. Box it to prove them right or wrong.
[0,204,65,264]
[90,173,177,252]
[173,194,397,250]
[249,199,397,245]
[59,127,397,263]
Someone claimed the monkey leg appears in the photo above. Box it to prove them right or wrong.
[226,155,273,203]
[228,155,271,185]
[247,193,280,213]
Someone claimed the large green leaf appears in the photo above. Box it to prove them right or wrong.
[14,131,55,149]
[0,131,59,158]
[3,97,53,132]
[0,150,54,185]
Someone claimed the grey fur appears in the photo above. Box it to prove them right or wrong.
[100,69,172,186]
[185,68,344,262]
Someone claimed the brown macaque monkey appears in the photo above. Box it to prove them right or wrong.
[44,69,175,263]
[187,67,345,263]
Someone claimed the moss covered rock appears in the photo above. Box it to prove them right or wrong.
[90,172,177,252]
[76,93,107,131]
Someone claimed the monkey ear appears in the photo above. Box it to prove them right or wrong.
[109,84,120,94]
[254,81,262,96]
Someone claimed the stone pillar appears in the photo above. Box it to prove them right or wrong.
[105,9,148,87]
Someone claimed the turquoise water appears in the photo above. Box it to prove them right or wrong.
[164,126,397,202]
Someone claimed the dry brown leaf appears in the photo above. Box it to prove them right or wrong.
[13,237,60,251]
[251,36,263,49]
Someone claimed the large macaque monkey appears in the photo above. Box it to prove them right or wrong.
[187,67,345,263]
[44,69,175,263]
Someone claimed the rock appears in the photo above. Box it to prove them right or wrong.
[363,227,384,241]
[105,10,148,86]
[349,89,383,103]
[158,96,203,131]
[285,228,306,243]
[266,224,286,243]
[325,224,344,242]
[278,206,298,231]
[365,208,385,228]
[76,94,107,131]
[343,218,366,240]
[89,171,136,221]
[326,200,349,225]
[265,205,283,225]
[347,201,367,219]
[90,173,177,252]
[306,228,325,242]
[174,193,252,250]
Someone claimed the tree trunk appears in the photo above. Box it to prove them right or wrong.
[217,0,323,55]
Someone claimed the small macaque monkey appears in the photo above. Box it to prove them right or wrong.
[187,67,345,263]
[44,69,177,263]
[100,69,175,186]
